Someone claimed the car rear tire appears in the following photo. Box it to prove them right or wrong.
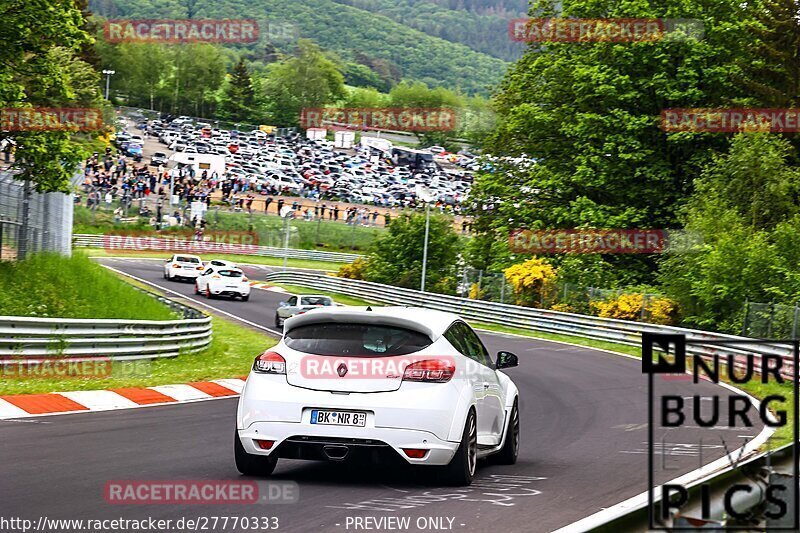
[441,409,477,486]
[234,430,277,476]
[194,282,200,295]
[492,399,519,465]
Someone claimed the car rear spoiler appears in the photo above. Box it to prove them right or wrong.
[283,308,437,341]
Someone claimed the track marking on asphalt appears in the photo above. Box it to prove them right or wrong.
[326,475,547,511]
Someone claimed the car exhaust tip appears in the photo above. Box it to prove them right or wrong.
[322,444,349,461]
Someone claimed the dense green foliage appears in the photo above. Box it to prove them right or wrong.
[0,253,177,319]
[333,0,526,61]
[363,212,461,292]
[465,0,800,333]
[89,0,508,94]
[1,0,106,192]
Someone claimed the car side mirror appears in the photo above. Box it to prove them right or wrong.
[496,351,519,370]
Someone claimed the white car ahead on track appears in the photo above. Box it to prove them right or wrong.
[274,294,336,327]
[195,264,251,301]
[235,307,520,486]
[163,254,204,281]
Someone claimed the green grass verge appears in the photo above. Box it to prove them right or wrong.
[82,247,343,272]
[1,315,276,395]
[74,204,387,252]
[0,253,176,320]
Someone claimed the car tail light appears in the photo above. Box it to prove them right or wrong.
[197,266,204,270]
[255,439,275,450]
[242,277,248,282]
[402,448,428,459]
[402,359,455,383]
[172,263,180,268]
[212,275,220,279]
[253,351,286,374]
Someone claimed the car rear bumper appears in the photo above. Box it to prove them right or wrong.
[208,282,250,297]
[238,423,458,465]
[172,269,200,278]
[237,374,471,465]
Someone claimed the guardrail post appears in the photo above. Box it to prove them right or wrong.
[767,300,775,338]
[742,298,750,336]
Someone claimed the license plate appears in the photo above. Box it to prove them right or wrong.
[310,410,366,427]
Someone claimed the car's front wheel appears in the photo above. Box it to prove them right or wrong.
[441,409,477,486]
[492,399,519,465]
[234,431,277,476]
[274,313,282,327]
[242,294,250,302]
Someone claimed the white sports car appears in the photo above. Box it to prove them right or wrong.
[163,254,204,281]
[235,307,520,486]
[195,264,251,301]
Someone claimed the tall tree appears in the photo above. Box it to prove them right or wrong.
[0,0,102,192]
[218,58,258,122]
[261,40,346,126]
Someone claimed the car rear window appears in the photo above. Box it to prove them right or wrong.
[300,296,333,306]
[177,256,200,263]
[218,270,242,277]
[284,323,432,356]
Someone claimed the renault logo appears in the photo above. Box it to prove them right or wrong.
[337,363,348,377]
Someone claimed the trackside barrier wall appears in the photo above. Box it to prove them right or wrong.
[72,234,362,263]
[262,271,796,379]
[0,294,211,360]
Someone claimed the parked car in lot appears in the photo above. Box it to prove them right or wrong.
[163,254,204,281]
[195,264,251,301]
[151,152,168,166]
[235,307,520,485]
[274,295,335,327]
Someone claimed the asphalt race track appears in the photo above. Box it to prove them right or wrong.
[0,257,766,533]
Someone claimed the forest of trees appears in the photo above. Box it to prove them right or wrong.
[468,0,800,333]
[88,0,509,95]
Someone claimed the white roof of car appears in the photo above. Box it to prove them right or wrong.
[284,306,458,340]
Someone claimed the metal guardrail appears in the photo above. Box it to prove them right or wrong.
[262,272,796,379]
[0,288,212,360]
[73,234,362,263]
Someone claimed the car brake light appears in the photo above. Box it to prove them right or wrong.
[212,275,221,278]
[402,448,428,459]
[242,277,248,282]
[172,263,180,268]
[255,439,275,450]
[402,359,455,383]
[197,266,204,270]
[253,351,286,374]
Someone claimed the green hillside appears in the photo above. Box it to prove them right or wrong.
[89,0,510,94]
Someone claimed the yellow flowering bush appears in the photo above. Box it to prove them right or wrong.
[591,293,679,325]
[550,303,574,313]
[468,283,486,300]
[504,258,557,307]
[337,257,368,280]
